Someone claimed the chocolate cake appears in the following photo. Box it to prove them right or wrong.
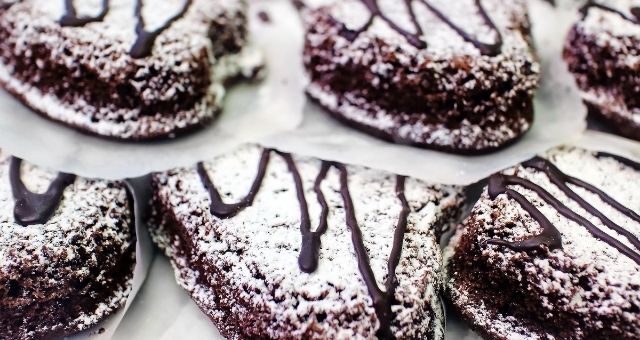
[0,0,263,140]
[445,146,640,339]
[298,0,540,154]
[0,150,136,339]
[564,1,640,141]
[148,144,465,339]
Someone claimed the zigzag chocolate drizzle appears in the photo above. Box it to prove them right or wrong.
[580,0,640,24]
[60,0,109,27]
[130,0,193,58]
[9,157,76,226]
[339,0,503,56]
[57,0,192,58]
[487,155,640,265]
[198,149,413,339]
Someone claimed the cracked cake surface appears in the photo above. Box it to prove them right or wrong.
[564,0,640,141]
[445,146,640,339]
[0,149,135,340]
[298,0,540,153]
[149,144,465,339]
[0,0,263,140]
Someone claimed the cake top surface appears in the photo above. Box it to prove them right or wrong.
[460,146,640,336]
[0,149,133,300]
[154,144,464,338]
[300,0,533,61]
[0,0,245,80]
[579,0,640,42]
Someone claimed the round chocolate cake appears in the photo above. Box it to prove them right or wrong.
[0,150,135,339]
[564,1,640,141]
[0,0,263,140]
[299,0,540,153]
[445,146,640,339]
[149,144,465,339]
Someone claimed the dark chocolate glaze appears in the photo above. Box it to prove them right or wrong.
[596,152,640,171]
[198,149,414,339]
[9,157,76,226]
[487,155,640,265]
[130,0,193,58]
[0,0,16,10]
[57,0,192,57]
[60,0,109,27]
[197,149,271,219]
[295,161,331,273]
[338,0,503,56]
[581,1,640,24]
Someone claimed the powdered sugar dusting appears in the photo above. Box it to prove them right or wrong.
[150,144,465,339]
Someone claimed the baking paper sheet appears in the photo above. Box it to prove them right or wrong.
[0,0,305,180]
[260,0,587,186]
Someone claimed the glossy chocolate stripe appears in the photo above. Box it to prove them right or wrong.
[339,0,503,56]
[581,1,640,24]
[524,157,640,251]
[296,161,331,273]
[197,149,271,218]
[9,157,76,226]
[60,0,109,27]
[130,0,193,58]
[487,155,640,265]
[596,152,640,171]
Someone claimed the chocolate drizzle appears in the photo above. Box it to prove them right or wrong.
[197,149,271,219]
[130,0,193,58]
[57,0,192,57]
[487,155,640,265]
[60,0,109,27]
[9,157,76,226]
[338,0,503,56]
[596,152,640,171]
[198,149,414,338]
[0,0,16,10]
[580,1,640,24]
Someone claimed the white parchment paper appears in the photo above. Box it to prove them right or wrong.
[261,1,587,186]
[0,0,305,180]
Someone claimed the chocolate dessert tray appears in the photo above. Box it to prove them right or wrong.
[0,0,638,339]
